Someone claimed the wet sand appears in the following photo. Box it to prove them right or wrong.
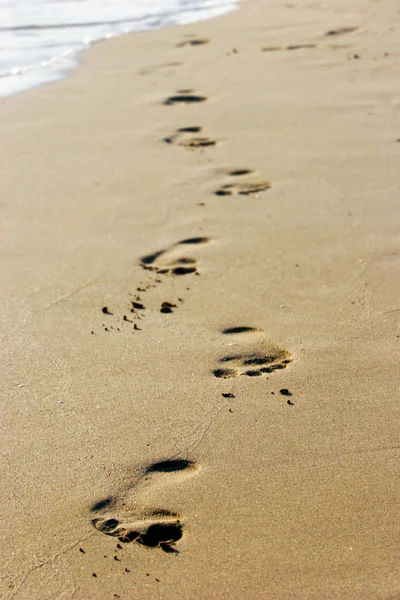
[1,0,399,598]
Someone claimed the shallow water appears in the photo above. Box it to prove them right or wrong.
[0,0,238,97]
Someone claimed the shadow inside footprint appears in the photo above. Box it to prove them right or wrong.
[177,38,210,47]
[91,497,114,513]
[325,26,358,36]
[213,368,238,379]
[95,518,120,533]
[138,523,183,552]
[141,249,166,265]
[178,237,211,245]
[178,126,203,133]
[228,169,254,176]
[222,326,261,334]
[181,137,216,148]
[164,94,207,106]
[172,266,197,275]
[146,459,194,474]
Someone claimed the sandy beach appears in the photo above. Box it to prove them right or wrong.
[1,0,400,598]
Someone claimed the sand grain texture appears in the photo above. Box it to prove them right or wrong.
[1,0,399,598]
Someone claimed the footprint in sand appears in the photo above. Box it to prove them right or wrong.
[140,236,212,276]
[325,26,358,37]
[91,459,199,554]
[164,126,217,149]
[286,43,317,50]
[262,44,316,52]
[214,327,292,378]
[177,37,210,47]
[164,92,208,106]
[214,169,271,197]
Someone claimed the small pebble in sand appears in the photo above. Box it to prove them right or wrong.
[132,301,145,310]
[222,393,235,398]
[102,306,112,315]
[279,388,292,396]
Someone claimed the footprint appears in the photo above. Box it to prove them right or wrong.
[214,180,271,197]
[93,510,183,554]
[164,93,208,106]
[286,44,317,50]
[261,46,283,52]
[91,458,199,554]
[325,26,358,36]
[327,44,352,50]
[164,126,217,149]
[180,137,217,149]
[140,237,211,276]
[214,169,270,196]
[177,38,210,47]
[213,332,292,378]
[262,44,316,52]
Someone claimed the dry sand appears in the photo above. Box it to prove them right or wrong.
[1,0,400,598]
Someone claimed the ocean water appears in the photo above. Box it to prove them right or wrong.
[0,0,238,97]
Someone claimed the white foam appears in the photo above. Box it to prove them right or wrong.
[0,0,238,97]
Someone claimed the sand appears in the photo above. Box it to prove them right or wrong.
[1,0,400,598]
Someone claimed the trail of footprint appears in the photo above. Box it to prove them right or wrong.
[164,126,217,149]
[91,459,199,554]
[214,327,292,378]
[140,236,212,276]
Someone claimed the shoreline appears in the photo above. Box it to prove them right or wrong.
[0,0,239,100]
[1,0,400,598]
